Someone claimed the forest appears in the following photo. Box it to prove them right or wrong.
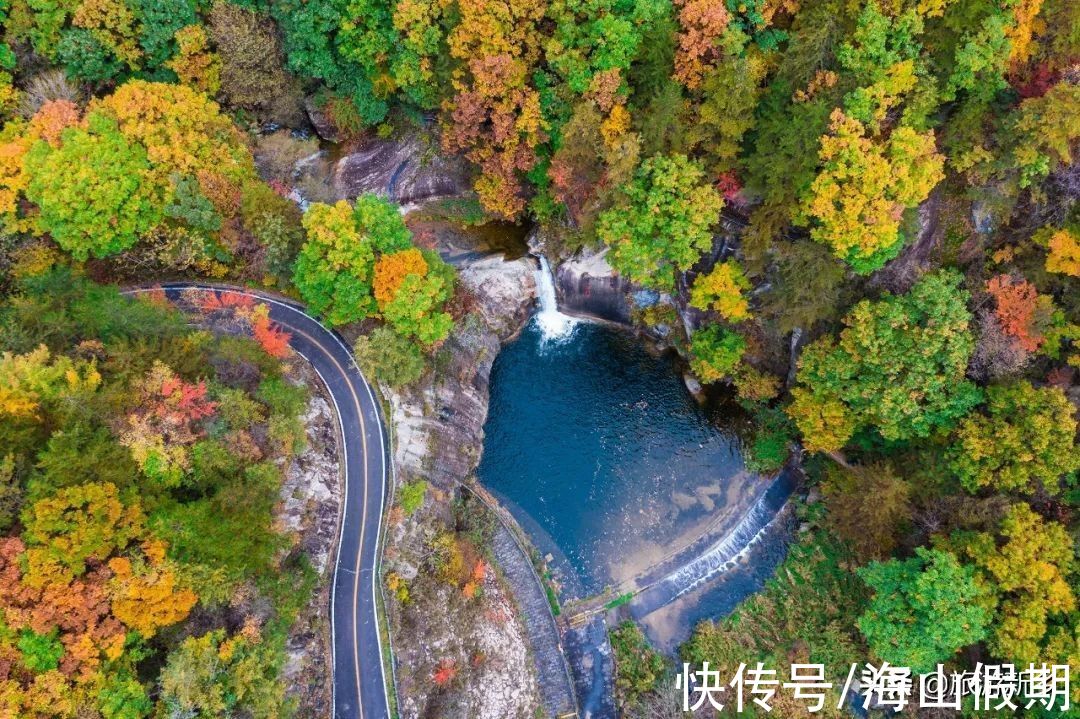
[0,0,1076,715]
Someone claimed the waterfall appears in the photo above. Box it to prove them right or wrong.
[534,255,577,342]
[656,481,790,600]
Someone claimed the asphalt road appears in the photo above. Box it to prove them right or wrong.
[125,284,391,719]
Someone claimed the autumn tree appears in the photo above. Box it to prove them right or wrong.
[390,0,450,109]
[378,251,455,346]
[944,504,1075,663]
[0,345,101,420]
[120,362,217,487]
[822,462,911,561]
[373,248,430,309]
[597,154,723,291]
[985,274,1054,352]
[166,25,221,95]
[798,109,945,274]
[857,547,991,673]
[948,381,1079,494]
[546,100,639,231]
[293,197,410,326]
[21,482,145,585]
[683,29,767,176]
[789,270,981,452]
[689,259,751,321]
[108,550,197,638]
[4,81,291,274]
[207,3,304,126]
[441,0,547,218]
[544,0,664,98]
[1035,226,1080,277]
[672,0,729,88]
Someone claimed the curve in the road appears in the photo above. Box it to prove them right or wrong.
[124,284,391,719]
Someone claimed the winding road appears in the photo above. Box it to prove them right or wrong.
[125,284,392,719]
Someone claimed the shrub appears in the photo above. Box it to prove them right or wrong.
[353,327,425,389]
[398,480,427,516]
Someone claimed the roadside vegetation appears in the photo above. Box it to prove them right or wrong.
[0,265,312,716]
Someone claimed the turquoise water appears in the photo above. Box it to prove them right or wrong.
[477,319,767,597]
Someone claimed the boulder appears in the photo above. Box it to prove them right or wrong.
[554,246,633,325]
[303,97,341,144]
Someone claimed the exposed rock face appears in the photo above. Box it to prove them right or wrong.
[392,253,536,488]
[383,249,544,719]
[304,97,341,144]
[554,247,634,325]
[332,132,472,206]
[278,363,343,719]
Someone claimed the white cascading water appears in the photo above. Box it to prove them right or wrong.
[534,255,577,342]
[658,484,788,600]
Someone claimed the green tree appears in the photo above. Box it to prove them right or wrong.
[543,0,666,97]
[857,547,990,673]
[379,251,455,346]
[948,381,1079,494]
[98,674,153,719]
[56,29,125,83]
[688,325,745,384]
[597,154,723,291]
[24,112,163,260]
[789,270,981,452]
[609,621,666,710]
[157,630,284,717]
[398,479,427,516]
[293,196,412,326]
[17,629,64,673]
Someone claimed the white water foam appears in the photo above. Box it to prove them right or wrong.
[659,486,789,600]
[534,255,578,343]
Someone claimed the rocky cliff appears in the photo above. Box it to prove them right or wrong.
[553,247,635,325]
[380,245,547,719]
[390,251,536,488]
[332,132,472,206]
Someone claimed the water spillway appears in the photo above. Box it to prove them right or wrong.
[654,472,795,600]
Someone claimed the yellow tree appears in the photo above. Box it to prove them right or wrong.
[1035,226,1080,277]
[0,346,101,420]
[947,504,1075,663]
[108,548,197,638]
[689,260,751,321]
[800,110,944,274]
[373,248,429,309]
